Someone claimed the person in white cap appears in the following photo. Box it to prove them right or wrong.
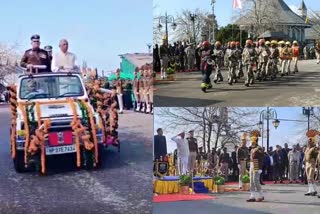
[171,132,189,175]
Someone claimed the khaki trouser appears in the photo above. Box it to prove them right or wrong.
[188,151,197,173]
[292,57,298,72]
[220,162,229,181]
[287,59,292,73]
[161,56,169,78]
[133,89,140,103]
[149,88,153,103]
[289,161,299,181]
[187,56,194,70]
[306,161,317,193]
[281,59,288,74]
[238,160,247,187]
[140,88,145,102]
[306,161,315,182]
[316,52,320,63]
[249,162,263,199]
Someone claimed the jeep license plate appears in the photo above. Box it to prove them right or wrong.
[46,145,76,155]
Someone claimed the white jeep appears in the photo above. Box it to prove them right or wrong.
[13,70,104,172]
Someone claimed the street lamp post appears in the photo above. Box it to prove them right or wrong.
[302,107,314,131]
[157,12,177,46]
[189,13,197,44]
[211,0,216,43]
[259,107,280,151]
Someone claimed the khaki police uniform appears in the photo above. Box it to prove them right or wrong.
[304,130,319,196]
[237,134,249,188]
[247,130,264,202]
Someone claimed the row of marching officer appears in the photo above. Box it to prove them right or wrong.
[200,39,301,92]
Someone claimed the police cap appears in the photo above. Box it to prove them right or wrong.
[44,45,53,51]
[30,34,40,41]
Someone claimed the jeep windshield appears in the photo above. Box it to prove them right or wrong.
[19,75,84,100]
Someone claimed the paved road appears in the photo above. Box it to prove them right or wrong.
[155,60,320,107]
[153,183,320,214]
[0,105,153,214]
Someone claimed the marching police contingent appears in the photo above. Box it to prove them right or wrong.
[196,38,307,93]
[155,38,320,93]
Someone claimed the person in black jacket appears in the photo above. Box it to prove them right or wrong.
[232,145,239,181]
[282,143,291,179]
[273,145,284,183]
[154,128,167,160]
[153,44,161,73]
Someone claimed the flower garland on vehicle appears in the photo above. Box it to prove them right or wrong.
[69,99,86,167]
[18,103,31,167]
[76,99,97,166]
[9,85,18,159]
[81,99,99,164]
[90,79,119,147]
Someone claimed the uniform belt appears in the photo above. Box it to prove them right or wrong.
[239,159,246,161]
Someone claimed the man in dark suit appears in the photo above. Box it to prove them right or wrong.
[273,145,284,183]
[154,128,167,160]
[232,145,239,181]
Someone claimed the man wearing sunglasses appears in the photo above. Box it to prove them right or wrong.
[20,34,51,73]
[52,39,78,72]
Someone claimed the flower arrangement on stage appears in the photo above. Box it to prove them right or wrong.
[241,175,250,191]
[213,175,225,193]
[179,174,192,185]
[242,175,250,183]
[179,174,192,195]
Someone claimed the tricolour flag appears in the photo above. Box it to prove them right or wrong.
[233,0,243,9]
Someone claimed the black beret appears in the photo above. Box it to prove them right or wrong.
[31,34,40,41]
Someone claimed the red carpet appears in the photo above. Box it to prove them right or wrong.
[153,194,217,203]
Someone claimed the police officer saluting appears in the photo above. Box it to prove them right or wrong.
[20,34,51,73]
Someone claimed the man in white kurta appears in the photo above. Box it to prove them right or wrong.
[171,132,189,175]
[52,39,78,72]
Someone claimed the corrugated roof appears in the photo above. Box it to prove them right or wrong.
[235,0,311,27]
[119,53,152,68]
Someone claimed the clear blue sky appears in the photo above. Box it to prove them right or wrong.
[154,0,320,28]
[0,0,152,71]
[154,107,310,153]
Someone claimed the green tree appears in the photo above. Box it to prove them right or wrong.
[216,24,248,46]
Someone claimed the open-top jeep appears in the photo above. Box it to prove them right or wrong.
[9,68,119,174]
